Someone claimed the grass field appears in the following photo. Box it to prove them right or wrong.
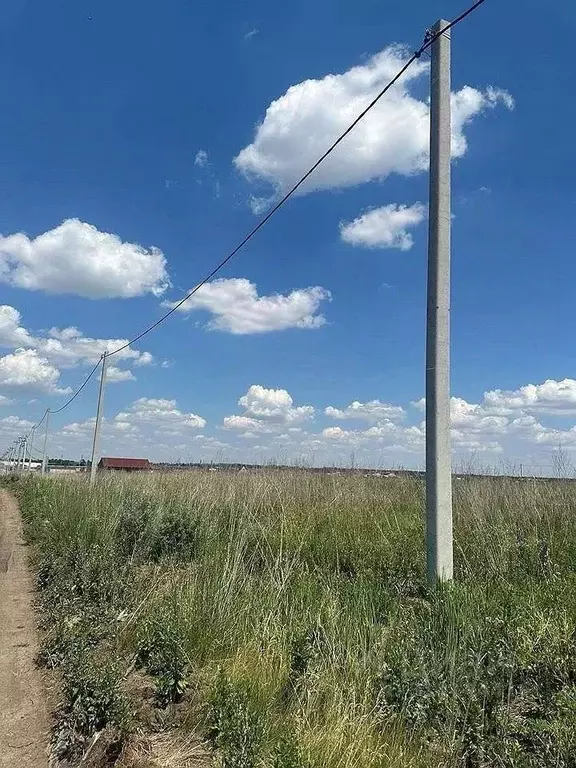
[11,470,576,767]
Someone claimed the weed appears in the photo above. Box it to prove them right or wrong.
[136,619,189,707]
[54,653,129,761]
[208,670,264,768]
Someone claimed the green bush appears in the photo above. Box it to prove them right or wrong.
[209,671,264,768]
[54,654,129,760]
[136,618,189,706]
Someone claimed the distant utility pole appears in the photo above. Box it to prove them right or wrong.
[89,352,109,487]
[41,411,50,476]
[28,426,36,471]
[426,19,453,583]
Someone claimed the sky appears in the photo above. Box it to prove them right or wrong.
[1,0,575,473]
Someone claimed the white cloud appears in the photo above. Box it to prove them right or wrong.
[450,397,508,435]
[414,383,576,456]
[322,426,356,441]
[36,326,152,368]
[115,397,206,431]
[168,278,330,334]
[223,385,314,434]
[54,397,209,462]
[107,366,136,383]
[0,305,152,380]
[238,385,314,424]
[0,349,71,394]
[0,395,13,406]
[244,28,259,40]
[134,352,154,367]
[222,415,268,432]
[320,420,424,450]
[340,203,426,250]
[0,415,35,439]
[234,45,513,196]
[194,149,209,167]
[482,379,576,416]
[0,305,35,347]
[0,219,169,298]
[60,417,98,437]
[325,399,405,422]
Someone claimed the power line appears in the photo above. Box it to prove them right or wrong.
[47,359,102,415]
[26,408,48,437]
[107,0,485,359]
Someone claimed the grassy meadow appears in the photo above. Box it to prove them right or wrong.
[11,470,576,767]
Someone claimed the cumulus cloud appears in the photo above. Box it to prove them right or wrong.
[315,379,576,461]
[0,219,170,298]
[340,203,426,250]
[414,381,576,455]
[0,415,35,440]
[322,426,356,440]
[107,366,136,383]
[115,397,206,431]
[482,379,576,416]
[168,278,330,334]
[222,415,267,432]
[0,305,152,383]
[325,399,405,422]
[450,397,509,435]
[0,394,13,406]
[239,385,314,423]
[0,305,35,347]
[36,326,152,368]
[234,45,513,196]
[0,349,71,394]
[223,385,314,433]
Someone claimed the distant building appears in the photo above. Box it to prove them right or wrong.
[98,457,151,472]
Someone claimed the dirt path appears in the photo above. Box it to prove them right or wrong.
[0,489,51,767]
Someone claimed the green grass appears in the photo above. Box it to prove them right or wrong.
[13,470,576,767]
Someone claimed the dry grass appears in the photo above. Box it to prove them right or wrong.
[119,733,212,768]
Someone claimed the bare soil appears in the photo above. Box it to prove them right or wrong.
[0,489,51,767]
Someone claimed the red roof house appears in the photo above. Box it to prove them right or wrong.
[98,457,151,472]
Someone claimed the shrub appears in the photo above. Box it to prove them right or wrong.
[54,654,129,760]
[209,671,264,768]
[136,619,189,706]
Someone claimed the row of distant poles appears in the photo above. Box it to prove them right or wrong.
[4,412,51,475]
[5,19,455,583]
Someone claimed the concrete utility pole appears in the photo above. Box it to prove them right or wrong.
[28,426,36,471]
[20,438,27,471]
[41,411,50,476]
[89,352,109,487]
[426,19,453,583]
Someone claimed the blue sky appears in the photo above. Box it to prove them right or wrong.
[1,0,575,471]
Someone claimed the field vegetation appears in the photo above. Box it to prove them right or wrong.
[10,470,576,767]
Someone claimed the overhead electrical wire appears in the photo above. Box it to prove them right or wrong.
[46,359,103,414]
[8,0,486,431]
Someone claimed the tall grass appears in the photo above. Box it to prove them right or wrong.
[15,471,576,767]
